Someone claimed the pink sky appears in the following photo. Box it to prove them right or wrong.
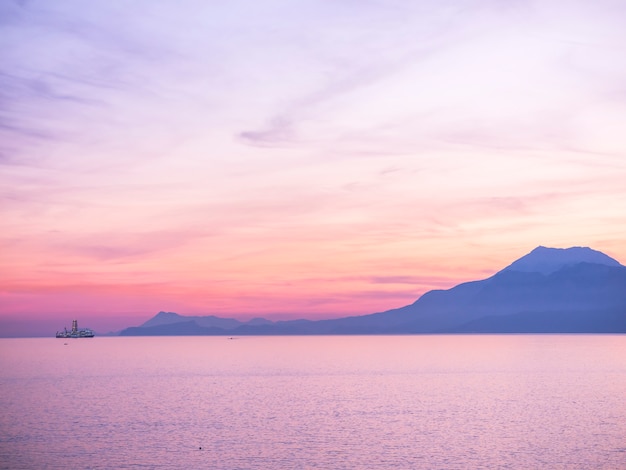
[1,1,626,335]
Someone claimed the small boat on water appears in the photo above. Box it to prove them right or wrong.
[56,320,95,338]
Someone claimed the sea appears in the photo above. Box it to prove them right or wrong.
[1,335,625,469]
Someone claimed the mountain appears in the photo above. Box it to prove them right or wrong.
[141,311,243,329]
[119,246,626,335]
[501,246,621,275]
[121,311,274,335]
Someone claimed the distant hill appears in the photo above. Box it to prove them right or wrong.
[119,246,626,335]
[121,311,274,335]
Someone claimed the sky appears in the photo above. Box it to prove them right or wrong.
[1,0,626,335]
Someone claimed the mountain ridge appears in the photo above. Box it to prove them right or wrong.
[119,246,626,335]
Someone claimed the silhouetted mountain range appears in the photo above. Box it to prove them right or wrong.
[119,246,626,335]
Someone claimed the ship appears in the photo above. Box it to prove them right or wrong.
[56,320,95,338]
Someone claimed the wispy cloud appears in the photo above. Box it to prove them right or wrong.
[239,117,295,146]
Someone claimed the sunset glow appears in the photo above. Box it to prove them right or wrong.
[2,1,625,334]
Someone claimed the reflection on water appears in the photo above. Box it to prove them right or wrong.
[1,335,625,469]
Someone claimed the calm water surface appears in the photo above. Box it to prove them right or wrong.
[1,335,625,469]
